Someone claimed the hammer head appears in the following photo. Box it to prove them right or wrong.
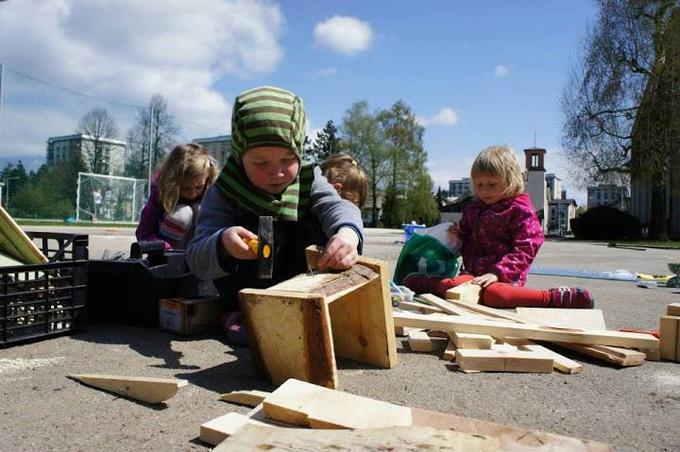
[257,216,274,279]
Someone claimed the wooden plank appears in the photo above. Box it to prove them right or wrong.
[398,300,444,314]
[667,303,680,317]
[554,343,646,367]
[328,258,397,369]
[67,374,187,404]
[503,338,584,374]
[200,412,268,446]
[449,331,494,349]
[410,407,612,451]
[445,282,481,303]
[659,315,680,361]
[262,378,412,429]
[220,390,272,407]
[213,424,499,451]
[0,205,48,264]
[393,311,660,349]
[516,308,607,330]
[455,349,554,373]
[239,291,338,388]
[408,330,434,352]
[268,264,378,302]
[438,298,652,367]
[418,293,482,316]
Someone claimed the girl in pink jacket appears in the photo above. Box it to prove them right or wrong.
[405,145,593,308]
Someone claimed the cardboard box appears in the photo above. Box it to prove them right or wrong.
[159,297,221,335]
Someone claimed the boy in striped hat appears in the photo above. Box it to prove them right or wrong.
[187,86,364,344]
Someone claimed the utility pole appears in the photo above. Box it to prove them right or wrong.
[0,64,4,159]
[147,103,154,197]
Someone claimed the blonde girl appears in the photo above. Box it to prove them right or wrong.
[320,153,368,209]
[136,143,219,250]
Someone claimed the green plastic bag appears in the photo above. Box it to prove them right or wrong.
[393,233,460,285]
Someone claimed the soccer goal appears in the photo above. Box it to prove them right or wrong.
[76,172,148,223]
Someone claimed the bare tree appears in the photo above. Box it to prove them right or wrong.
[126,94,180,178]
[561,0,679,238]
[77,106,119,174]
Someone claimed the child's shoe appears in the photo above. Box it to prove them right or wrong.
[548,287,594,309]
[403,273,456,298]
[221,311,249,346]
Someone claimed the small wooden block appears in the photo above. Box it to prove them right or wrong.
[515,308,607,330]
[200,412,268,446]
[504,338,584,374]
[445,283,481,304]
[442,340,456,361]
[455,349,553,373]
[660,315,680,361]
[667,303,680,317]
[220,390,272,407]
[449,331,494,349]
[408,330,435,352]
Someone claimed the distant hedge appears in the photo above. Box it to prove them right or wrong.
[571,206,641,240]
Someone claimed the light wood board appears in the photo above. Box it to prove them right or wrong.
[220,390,271,407]
[0,204,47,264]
[516,308,607,330]
[455,348,554,373]
[67,374,187,404]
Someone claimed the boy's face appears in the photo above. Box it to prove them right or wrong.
[242,146,300,194]
[473,173,506,205]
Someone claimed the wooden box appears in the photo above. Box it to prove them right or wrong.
[239,253,397,389]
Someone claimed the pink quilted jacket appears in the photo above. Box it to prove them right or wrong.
[459,193,544,286]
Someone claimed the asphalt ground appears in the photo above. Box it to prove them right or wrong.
[1,227,679,451]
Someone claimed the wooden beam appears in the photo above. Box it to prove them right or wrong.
[398,300,444,314]
[442,340,456,361]
[455,349,554,373]
[418,293,481,316]
[262,378,412,429]
[660,315,680,361]
[408,330,435,352]
[67,374,187,404]
[667,303,680,316]
[445,282,481,303]
[516,308,607,330]
[503,338,583,374]
[393,311,660,349]
[220,390,272,407]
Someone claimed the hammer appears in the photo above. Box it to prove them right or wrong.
[244,216,274,279]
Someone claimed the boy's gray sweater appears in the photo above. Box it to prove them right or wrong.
[186,166,364,281]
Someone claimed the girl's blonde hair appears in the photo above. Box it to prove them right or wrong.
[471,145,524,197]
[320,153,368,209]
[157,143,219,212]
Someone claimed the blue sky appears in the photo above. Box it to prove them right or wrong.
[0,0,597,203]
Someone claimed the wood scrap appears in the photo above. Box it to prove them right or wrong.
[442,340,456,361]
[213,424,499,451]
[261,378,412,429]
[659,315,679,361]
[554,343,646,367]
[220,389,272,407]
[407,330,434,352]
[397,299,444,314]
[667,303,680,316]
[455,348,554,373]
[503,338,584,373]
[418,293,481,316]
[393,311,660,349]
[67,374,187,404]
[449,331,494,349]
[0,205,48,264]
[445,282,481,303]
[439,298,651,367]
[200,412,268,446]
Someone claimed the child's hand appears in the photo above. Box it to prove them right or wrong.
[471,273,498,288]
[221,226,258,260]
[448,223,463,249]
[318,227,359,270]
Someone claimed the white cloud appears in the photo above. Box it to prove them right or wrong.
[312,67,339,78]
[494,64,510,77]
[418,108,459,127]
[314,16,372,55]
[0,0,286,155]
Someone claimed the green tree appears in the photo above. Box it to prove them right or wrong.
[308,120,339,163]
[341,101,388,227]
[406,171,440,225]
[561,0,680,239]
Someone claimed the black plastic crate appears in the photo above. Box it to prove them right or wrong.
[0,232,88,346]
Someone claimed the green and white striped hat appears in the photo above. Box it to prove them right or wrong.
[229,85,307,163]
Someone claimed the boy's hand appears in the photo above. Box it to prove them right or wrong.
[318,227,359,270]
[471,273,498,288]
[221,226,258,260]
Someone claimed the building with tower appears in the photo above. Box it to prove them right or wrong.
[523,147,548,230]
